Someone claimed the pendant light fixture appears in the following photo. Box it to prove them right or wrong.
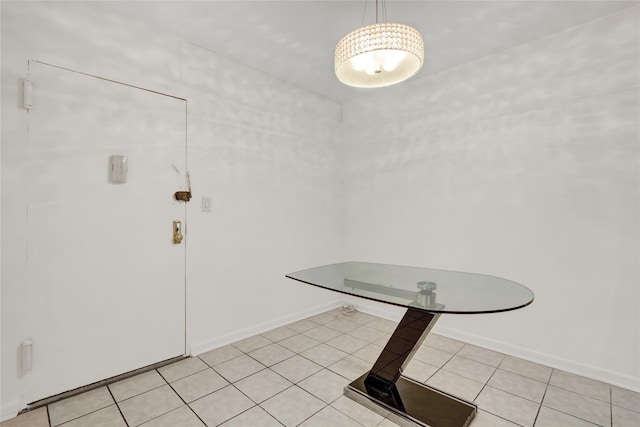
[335,0,424,88]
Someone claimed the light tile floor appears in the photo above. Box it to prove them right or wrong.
[3,308,639,427]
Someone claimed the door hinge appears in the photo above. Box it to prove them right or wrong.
[23,77,33,110]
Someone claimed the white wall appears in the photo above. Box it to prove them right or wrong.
[1,1,342,418]
[342,7,639,391]
[2,0,638,419]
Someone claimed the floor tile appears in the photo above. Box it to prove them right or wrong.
[326,307,350,317]
[189,385,254,427]
[171,368,229,403]
[402,359,438,383]
[301,343,349,367]
[458,344,505,367]
[612,386,640,413]
[272,355,323,383]
[278,334,321,353]
[249,343,295,366]
[426,369,484,402]
[542,385,611,427]
[139,406,204,427]
[488,369,547,403]
[199,345,243,367]
[613,405,640,427]
[299,405,362,427]
[49,386,114,426]
[213,354,266,383]
[232,335,273,353]
[366,318,398,333]
[20,310,633,427]
[261,385,325,427]
[475,386,540,427]
[373,334,393,347]
[260,326,298,342]
[118,384,183,426]
[443,355,496,383]
[412,345,454,368]
[298,368,350,403]
[424,334,465,354]
[377,418,402,427]
[157,357,208,383]
[499,355,553,383]
[352,343,383,364]
[307,311,341,325]
[58,405,127,427]
[344,311,378,325]
[348,325,389,342]
[534,406,601,427]
[219,405,282,427]
[287,319,318,333]
[326,334,369,354]
[234,369,293,403]
[469,409,519,426]
[109,370,166,402]
[550,370,611,402]
[325,318,361,333]
[1,407,49,427]
[332,395,386,426]
[303,325,343,342]
[328,355,370,381]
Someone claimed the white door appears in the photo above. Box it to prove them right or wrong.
[25,61,187,403]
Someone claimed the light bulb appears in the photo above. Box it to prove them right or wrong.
[365,59,380,75]
[351,55,367,71]
[381,50,406,72]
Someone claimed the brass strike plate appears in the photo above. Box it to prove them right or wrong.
[173,220,183,244]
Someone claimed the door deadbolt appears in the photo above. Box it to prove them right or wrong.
[173,220,183,244]
[174,171,192,202]
[174,191,192,202]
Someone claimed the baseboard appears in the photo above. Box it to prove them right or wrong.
[343,295,405,321]
[190,299,342,356]
[437,326,640,393]
[1,400,23,422]
[348,297,640,393]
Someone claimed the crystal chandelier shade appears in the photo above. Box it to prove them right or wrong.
[335,22,424,88]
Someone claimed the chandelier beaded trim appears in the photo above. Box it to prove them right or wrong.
[335,22,424,73]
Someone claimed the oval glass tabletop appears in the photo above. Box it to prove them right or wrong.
[286,261,534,314]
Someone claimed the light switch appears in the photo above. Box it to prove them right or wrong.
[202,196,212,212]
[109,155,128,183]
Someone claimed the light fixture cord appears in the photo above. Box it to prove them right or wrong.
[366,0,387,25]
[375,0,388,23]
[361,0,368,26]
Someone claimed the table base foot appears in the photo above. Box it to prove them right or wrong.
[345,372,476,427]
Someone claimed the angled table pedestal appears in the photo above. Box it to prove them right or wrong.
[286,262,534,427]
[345,308,474,427]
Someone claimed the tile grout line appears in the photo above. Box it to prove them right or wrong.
[49,401,114,427]
[531,371,551,427]
[610,386,613,427]
[27,310,637,427]
[106,386,130,427]
[259,384,326,427]
[239,318,373,426]
[539,370,608,427]
[156,368,209,427]
[46,406,52,427]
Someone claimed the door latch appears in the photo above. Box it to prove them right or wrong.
[173,220,183,244]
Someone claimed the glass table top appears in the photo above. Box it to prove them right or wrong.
[286,262,534,314]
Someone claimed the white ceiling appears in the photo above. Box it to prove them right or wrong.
[96,0,637,104]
